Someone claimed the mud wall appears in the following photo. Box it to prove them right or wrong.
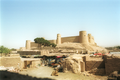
[48,40,56,44]
[18,51,41,55]
[61,36,79,43]
[30,42,38,49]
[85,60,105,71]
[104,54,120,75]
[0,57,21,68]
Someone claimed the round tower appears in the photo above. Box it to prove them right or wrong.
[26,40,31,50]
[92,36,95,44]
[79,31,88,44]
[88,34,92,44]
[56,34,61,44]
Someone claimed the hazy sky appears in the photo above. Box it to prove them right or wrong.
[0,0,120,49]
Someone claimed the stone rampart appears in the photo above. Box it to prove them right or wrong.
[48,40,56,44]
[26,40,31,50]
[27,31,96,49]
[79,31,88,44]
[61,36,79,43]
[30,42,38,49]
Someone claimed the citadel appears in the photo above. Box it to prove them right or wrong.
[24,31,107,53]
[0,30,120,80]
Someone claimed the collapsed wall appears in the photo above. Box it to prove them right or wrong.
[62,54,106,75]
[0,56,21,68]
[63,54,85,73]
[0,54,41,70]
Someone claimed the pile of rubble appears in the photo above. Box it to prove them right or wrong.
[0,66,20,73]
[88,68,105,75]
[108,71,120,80]
[63,54,85,73]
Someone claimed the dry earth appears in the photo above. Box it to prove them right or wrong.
[19,66,108,80]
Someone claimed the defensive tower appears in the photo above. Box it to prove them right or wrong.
[79,31,88,44]
[88,34,92,44]
[26,40,31,50]
[56,34,61,44]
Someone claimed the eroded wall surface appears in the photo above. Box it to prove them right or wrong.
[18,51,41,55]
[30,42,38,49]
[48,40,56,44]
[0,57,21,68]
[61,36,79,43]
[104,54,120,75]
[85,60,105,71]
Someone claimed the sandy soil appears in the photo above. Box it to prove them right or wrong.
[19,66,108,80]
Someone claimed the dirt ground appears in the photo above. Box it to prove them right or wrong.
[19,66,108,80]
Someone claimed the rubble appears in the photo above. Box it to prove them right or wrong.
[0,66,20,73]
[63,54,84,73]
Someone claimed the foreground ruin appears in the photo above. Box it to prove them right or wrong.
[0,53,120,75]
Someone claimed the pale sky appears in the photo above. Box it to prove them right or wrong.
[0,0,120,49]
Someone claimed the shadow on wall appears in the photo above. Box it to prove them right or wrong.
[0,71,55,80]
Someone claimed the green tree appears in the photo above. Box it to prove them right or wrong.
[34,37,57,48]
[34,37,45,49]
[50,43,57,48]
[11,48,17,51]
[0,46,11,56]
[115,46,120,49]
[44,40,51,46]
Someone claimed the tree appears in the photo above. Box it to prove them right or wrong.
[44,40,51,46]
[0,46,11,56]
[34,37,57,48]
[11,48,17,51]
[50,43,57,48]
[115,46,120,49]
[34,37,45,49]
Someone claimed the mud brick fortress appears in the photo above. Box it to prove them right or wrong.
[25,31,97,50]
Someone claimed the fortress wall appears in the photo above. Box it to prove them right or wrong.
[48,40,56,44]
[30,40,56,49]
[92,36,95,44]
[88,34,95,44]
[30,42,38,49]
[26,40,31,50]
[88,34,92,44]
[61,36,79,43]
[57,34,61,44]
[79,31,88,44]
